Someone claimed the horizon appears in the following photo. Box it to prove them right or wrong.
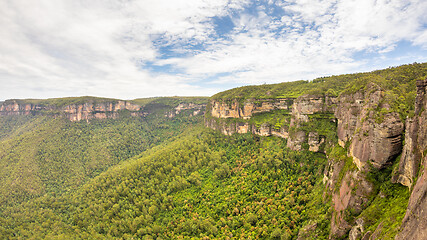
[1,0,427,101]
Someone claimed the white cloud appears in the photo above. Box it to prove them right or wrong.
[159,0,427,85]
[0,0,249,100]
[0,0,426,100]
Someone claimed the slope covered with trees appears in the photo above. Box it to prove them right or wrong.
[0,128,330,239]
[0,63,426,239]
[0,97,205,210]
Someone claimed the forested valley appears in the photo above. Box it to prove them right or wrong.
[0,63,426,239]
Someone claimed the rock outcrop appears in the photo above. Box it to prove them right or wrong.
[0,100,144,121]
[208,95,335,153]
[395,78,427,240]
[396,155,427,239]
[206,78,427,239]
[335,84,404,170]
[210,98,292,119]
[308,132,324,152]
[205,118,289,138]
[348,218,365,240]
[0,98,206,122]
[322,153,365,239]
[62,101,144,121]
[166,103,206,118]
[292,95,337,122]
[394,79,427,187]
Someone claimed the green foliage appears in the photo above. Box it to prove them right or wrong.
[5,96,121,108]
[132,96,208,107]
[0,108,202,209]
[250,110,292,129]
[212,63,427,122]
[212,63,427,103]
[359,183,410,239]
[0,129,330,239]
[329,145,357,192]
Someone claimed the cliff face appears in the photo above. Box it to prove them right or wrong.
[210,98,292,119]
[166,103,206,118]
[395,79,427,239]
[205,78,427,239]
[335,84,404,170]
[0,100,144,121]
[0,99,206,122]
[207,95,334,152]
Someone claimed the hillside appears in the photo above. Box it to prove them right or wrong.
[0,96,207,209]
[205,62,427,239]
[0,63,426,239]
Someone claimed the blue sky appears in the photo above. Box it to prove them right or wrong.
[1,0,426,100]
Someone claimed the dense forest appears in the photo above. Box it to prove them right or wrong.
[0,128,331,239]
[0,63,426,239]
[0,97,205,210]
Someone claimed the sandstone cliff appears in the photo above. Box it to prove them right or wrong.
[210,98,292,119]
[335,83,404,170]
[205,77,427,239]
[0,100,144,121]
[0,98,206,122]
[166,102,206,118]
[395,78,427,240]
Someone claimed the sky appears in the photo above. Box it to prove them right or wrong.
[1,0,427,101]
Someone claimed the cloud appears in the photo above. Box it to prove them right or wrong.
[158,0,427,84]
[0,0,249,99]
[0,0,426,100]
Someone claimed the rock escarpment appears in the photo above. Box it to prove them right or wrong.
[0,100,144,121]
[395,78,427,240]
[207,95,336,152]
[393,79,427,187]
[206,78,427,239]
[210,98,292,119]
[166,103,206,118]
[0,98,207,122]
[335,83,404,170]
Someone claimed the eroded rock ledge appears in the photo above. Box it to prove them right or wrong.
[0,99,206,122]
[0,100,144,121]
[206,79,427,239]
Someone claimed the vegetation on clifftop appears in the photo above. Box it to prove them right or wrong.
[212,63,426,117]
[3,96,121,108]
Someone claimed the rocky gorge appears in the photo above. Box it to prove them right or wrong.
[205,78,427,239]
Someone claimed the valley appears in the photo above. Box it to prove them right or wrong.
[0,63,426,239]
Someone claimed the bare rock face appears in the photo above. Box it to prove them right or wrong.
[396,78,427,240]
[292,95,337,122]
[394,79,427,187]
[308,132,324,152]
[166,103,206,118]
[205,119,252,136]
[210,98,292,119]
[0,100,145,121]
[0,101,52,116]
[271,126,289,139]
[396,155,427,240]
[335,91,365,147]
[253,123,272,136]
[287,131,306,151]
[330,170,374,238]
[393,117,420,187]
[61,101,143,121]
[349,111,403,169]
[349,218,365,240]
[335,84,404,169]
[207,95,335,151]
